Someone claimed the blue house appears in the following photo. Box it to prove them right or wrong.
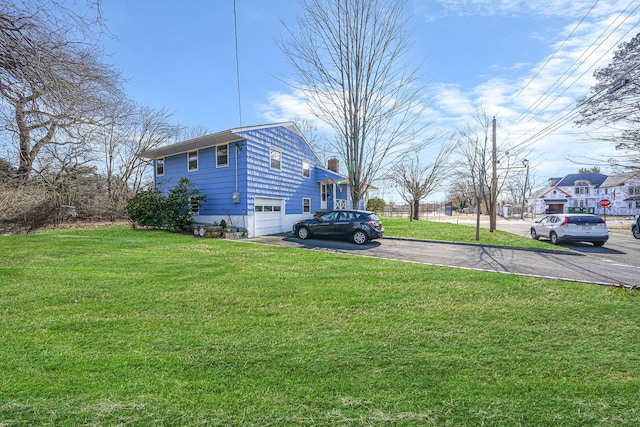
[138,122,351,236]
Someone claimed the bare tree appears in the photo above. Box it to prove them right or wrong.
[0,0,122,181]
[388,139,454,220]
[456,107,520,238]
[576,32,640,170]
[176,124,211,142]
[292,117,329,160]
[92,103,181,214]
[280,0,432,208]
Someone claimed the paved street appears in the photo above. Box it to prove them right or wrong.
[249,217,640,289]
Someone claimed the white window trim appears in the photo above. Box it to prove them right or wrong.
[188,150,198,172]
[216,144,229,168]
[302,160,310,178]
[189,196,199,214]
[270,148,282,171]
[156,158,165,177]
[302,198,311,213]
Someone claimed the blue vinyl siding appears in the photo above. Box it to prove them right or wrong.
[239,126,329,215]
[155,144,248,215]
[154,124,346,217]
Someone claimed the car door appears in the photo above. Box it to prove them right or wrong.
[535,215,551,238]
[333,211,356,238]
[313,211,339,237]
[545,215,562,237]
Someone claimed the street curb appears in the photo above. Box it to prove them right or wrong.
[382,236,584,256]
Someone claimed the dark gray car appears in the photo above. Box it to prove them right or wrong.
[292,210,384,245]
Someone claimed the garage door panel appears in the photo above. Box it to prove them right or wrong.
[255,198,283,236]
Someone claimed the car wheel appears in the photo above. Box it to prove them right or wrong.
[550,232,559,245]
[352,230,368,245]
[633,226,640,239]
[297,226,310,240]
[593,241,605,247]
[530,228,539,240]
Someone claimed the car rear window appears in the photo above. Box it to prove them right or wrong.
[358,213,379,221]
[567,216,604,225]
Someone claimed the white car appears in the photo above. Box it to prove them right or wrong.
[531,214,609,247]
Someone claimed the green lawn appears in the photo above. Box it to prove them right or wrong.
[382,216,568,250]
[1,227,638,425]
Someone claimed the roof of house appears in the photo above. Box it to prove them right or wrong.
[137,122,304,159]
[529,185,571,199]
[554,173,608,187]
[600,172,640,188]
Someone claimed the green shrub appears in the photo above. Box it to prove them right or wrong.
[366,197,386,214]
[126,178,205,232]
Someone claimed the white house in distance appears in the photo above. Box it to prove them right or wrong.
[528,172,640,216]
[599,172,640,215]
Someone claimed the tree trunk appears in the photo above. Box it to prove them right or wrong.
[412,199,420,221]
[475,196,481,241]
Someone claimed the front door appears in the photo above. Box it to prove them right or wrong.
[320,183,327,210]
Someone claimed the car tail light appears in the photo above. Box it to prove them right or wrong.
[560,216,569,227]
[366,221,378,227]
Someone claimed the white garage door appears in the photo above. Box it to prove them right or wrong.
[254,198,284,236]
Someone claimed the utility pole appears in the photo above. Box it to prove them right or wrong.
[490,116,497,232]
[520,159,530,220]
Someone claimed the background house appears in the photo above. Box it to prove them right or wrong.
[598,172,640,215]
[528,172,640,216]
[528,173,607,215]
[138,122,352,237]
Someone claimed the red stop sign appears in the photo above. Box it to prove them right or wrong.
[599,199,611,208]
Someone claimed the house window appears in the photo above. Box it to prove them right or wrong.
[270,148,281,171]
[189,196,199,214]
[574,186,590,195]
[302,160,310,178]
[188,150,198,171]
[303,198,310,213]
[629,186,640,196]
[216,144,229,167]
[156,158,164,176]
[321,184,327,202]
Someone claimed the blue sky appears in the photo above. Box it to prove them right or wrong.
[99,0,639,199]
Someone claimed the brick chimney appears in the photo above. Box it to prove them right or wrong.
[328,157,339,173]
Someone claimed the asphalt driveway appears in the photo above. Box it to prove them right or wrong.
[248,233,640,289]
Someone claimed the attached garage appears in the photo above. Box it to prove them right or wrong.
[254,197,284,236]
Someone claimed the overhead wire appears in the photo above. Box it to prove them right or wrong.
[512,0,600,100]
[507,60,640,154]
[505,2,640,152]
[233,0,243,129]
[515,0,640,124]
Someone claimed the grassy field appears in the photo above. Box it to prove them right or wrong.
[1,227,638,425]
[381,216,570,250]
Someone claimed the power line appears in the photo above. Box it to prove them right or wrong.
[513,0,600,100]
[516,0,640,124]
[507,60,640,153]
[233,0,243,129]
[504,5,640,152]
